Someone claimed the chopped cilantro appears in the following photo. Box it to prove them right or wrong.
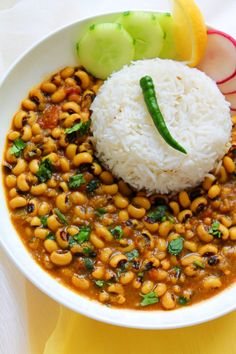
[94,280,105,288]
[209,221,222,239]
[178,296,189,306]
[68,173,85,189]
[140,292,159,307]
[73,226,91,244]
[84,258,94,271]
[65,120,91,135]
[10,139,26,157]
[40,215,48,228]
[36,159,53,183]
[168,237,184,256]
[54,208,68,225]
[45,232,55,240]
[125,249,139,261]
[110,225,123,240]
[95,208,106,217]
[147,205,168,222]
[86,179,99,193]
[193,260,205,269]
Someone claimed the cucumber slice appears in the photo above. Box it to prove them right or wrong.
[156,13,177,59]
[116,11,164,60]
[77,23,135,79]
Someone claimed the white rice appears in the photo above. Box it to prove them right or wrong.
[91,59,232,194]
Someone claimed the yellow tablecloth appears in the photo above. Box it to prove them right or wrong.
[26,282,236,354]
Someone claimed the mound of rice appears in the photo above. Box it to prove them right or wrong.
[91,59,231,194]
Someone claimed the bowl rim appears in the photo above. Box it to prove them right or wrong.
[0,10,236,330]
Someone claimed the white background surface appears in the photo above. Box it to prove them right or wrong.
[0,1,236,353]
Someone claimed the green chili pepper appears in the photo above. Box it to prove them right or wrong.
[140,75,187,154]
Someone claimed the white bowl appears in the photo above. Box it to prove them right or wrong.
[0,12,235,329]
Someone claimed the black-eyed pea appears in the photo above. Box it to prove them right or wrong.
[196,224,213,242]
[203,275,222,289]
[154,283,167,297]
[118,180,132,196]
[91,162,102,175]
[177,209,192,223]
[90,232,105,249]
[174,223,185,234]
[109,253,127,268]
[72,274,90,290]
[172,285,181,294]
[161,291,176,310]
[181,254,202,266]
[219,223,229,240]
[34,228,49,240]
[185,230,194,240]
[190,197,207,213]
[58,182,69,193]
[117,239,135,253]
[30,216,41,227]
[154,269,168,280]
[95,224,113,241]
[31,183,47,196]
[17,173,30,192]
[102,184,119,196]
[132,196,151,210]
[9,188,18,198]
[120,271,135,285]
[223,156,235,173]
[13,110,27,129]
[184,265,198,277]
[40,81,57,94]
[107,283,124,295]
[51,88,66,103]
[118,210,129,222]
[99,171,114,185]
[229,226,236,241]
[159,221,174,237]
[113,194,129,209]
[99,291,110,303]
[8,130,20,141]
[47,215,62,232]
[5,147,17,163]
[55,193,70,213]
[73,152,93,167]
[160,259,170,270]
[220,216,232,228]
[21,98,36,111]
[198,244,218,256]
[5,175,16,188]
[56,229,69,249]
[208,185,221,199]
[50,250,72,266]
[70,191,88,205]
[92,267,105,279]
[218,166,228,183]
[31,123,41,135]
[178,191,191,208]
[127,204,146,219]
[156,252,167,261]
[66,144,77,160]
[99,248,113,263]
[115,295,126,304]
[21,125,32,142]
[156,238,167,252]
[12,159,27,175]
[29,159,39,174]
[184,241,197,252]
[74,70,90,89]
[202,175,216,190]
[9,196,27,209]
[169,201,180,216]
[143,221,159,233]
[60,66,75,79]
[132,278,142,289]
[59,157,70,172]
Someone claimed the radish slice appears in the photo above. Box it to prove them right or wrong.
[197,29,236,84]
[218,72,236,94]
[225,92,236,112]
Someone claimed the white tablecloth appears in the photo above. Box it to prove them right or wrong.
[0,1,236,353]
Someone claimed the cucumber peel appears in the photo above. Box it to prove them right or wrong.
[155,13,177,59]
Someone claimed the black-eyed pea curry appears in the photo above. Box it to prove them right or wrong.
[3,66,236,310]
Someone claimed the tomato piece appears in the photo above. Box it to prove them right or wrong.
[39,105,59,129]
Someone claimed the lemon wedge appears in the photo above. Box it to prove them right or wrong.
[171,0,207,67]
